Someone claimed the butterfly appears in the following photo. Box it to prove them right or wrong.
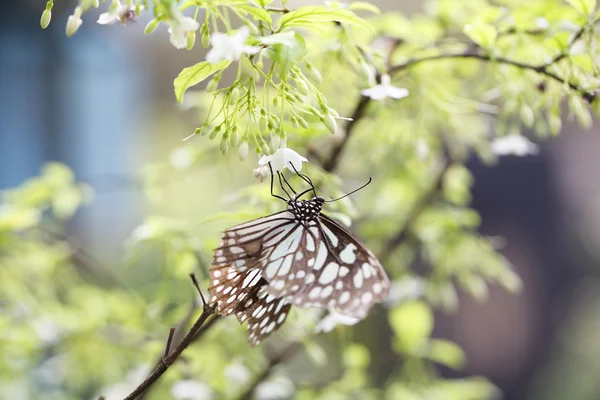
[208,165,390,345]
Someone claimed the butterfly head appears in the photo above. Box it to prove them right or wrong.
[288,196,325,221]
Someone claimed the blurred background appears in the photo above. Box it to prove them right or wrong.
[2,1,600,399]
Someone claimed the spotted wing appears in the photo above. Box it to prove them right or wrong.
[254,213,388,318]
[211,211,299,274]
[208,266,291,346]
[296,213,390,318]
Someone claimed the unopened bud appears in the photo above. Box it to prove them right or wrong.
[238,141,249,160]
[230,126,239,146]
[260,141,270,155]
[66,7,83,37]
[186,31,196,50]
[144,18,159,34]
[41,9,52,29]
[230,87,240,102]
[297,117,309,129]
[206,74,220,92]
[220,138,229,154]
[296,79,309,95]
[194,127,201,135]
[322,114,337,134]
[209,125,221,140]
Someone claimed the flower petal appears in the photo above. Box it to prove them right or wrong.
[169,26,188,49]
[97,12,117,25]
[386,86,409,99]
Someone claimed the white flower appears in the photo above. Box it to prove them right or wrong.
[315,311,360,333]
[385,277,427,307]
[258,146,308,173]
[167,6,200,49]
[170,147,194,169]
[171,380,213,400]
[416,139,429,160]
[253,165,271,182]
[258,31,297,47]
[66,7,83,37]
[535,17,550,30]
[206,26,261,63]
[97,2,137,25]
[361,74,409,101]
[224,362,251,385]
[255,376,294,400]
[490,134,540,156]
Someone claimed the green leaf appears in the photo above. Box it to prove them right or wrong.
[279,6,371,31]
[427,339,466,370]
[238,4,272,26]
[565,0,596,14]
[343,344,370,368]
[463,21,497,48]
[349,1,380,14]
[253,0,273,6]
[265,32,307,76]
[389,301,433,353]
[174,60,231,103]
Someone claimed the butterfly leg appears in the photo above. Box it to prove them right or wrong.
[289,162,318,198]
[268,163,289,203]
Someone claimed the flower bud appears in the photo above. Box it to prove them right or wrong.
[220,138,229,154]
[186,31,196,50]
[321,113,337,134]
[202,125,212,137]
[41,9,52,29]
[273,97,279,107]
[144,18,159,34]
[230,126,239,146]
[297,117,309,129]
[66,7,83,37]
[238,141,249,160]
[209,125,221,140]
[296,79,309,95]
[260,140,270,155]
[194,127,201,135]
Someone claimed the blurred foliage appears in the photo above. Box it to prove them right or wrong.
[3,0,600,398]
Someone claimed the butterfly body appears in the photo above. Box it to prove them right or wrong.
[209,193,389,345]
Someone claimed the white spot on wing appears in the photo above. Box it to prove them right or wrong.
[353,271,363,288]
[314,242,328,270]
[319,262,339,284]
[339,291,350,304]
[340,244,357,264]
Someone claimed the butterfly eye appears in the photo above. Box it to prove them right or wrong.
[315,196,325,203]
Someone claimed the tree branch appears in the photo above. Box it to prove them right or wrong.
[389,50,596,101]
[322,95,371,172]
[379,158,450,262]
[122,275,217,400]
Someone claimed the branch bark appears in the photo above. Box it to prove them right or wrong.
[123,305,217,400]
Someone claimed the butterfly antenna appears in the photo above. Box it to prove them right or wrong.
[289,162,318,198]
[324,177,373,203]
[268,163,288,203]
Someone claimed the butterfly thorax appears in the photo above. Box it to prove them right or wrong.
[287,196,325,222]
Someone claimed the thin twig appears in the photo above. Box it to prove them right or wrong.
[164,328,176,358]
[236,341,303,400]
[122,275,217,400]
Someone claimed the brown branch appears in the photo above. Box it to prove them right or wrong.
[390,19,600,103]
[322,95,371,172]
[236,341,303,400]
[379,158,451,262]
[122,275,217,400]
[389,51,596,101]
